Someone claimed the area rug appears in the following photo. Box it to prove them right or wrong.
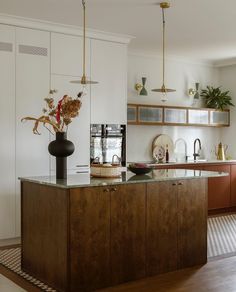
[0,247,56,291]
[208,214,236,258]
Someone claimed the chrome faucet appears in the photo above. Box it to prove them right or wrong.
[193,138,202,161]
[174,138,188,162]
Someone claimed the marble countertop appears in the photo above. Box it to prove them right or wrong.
[131,159,236,167]
[19,169,228,189]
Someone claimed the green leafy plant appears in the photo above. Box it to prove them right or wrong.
[200,86,234,110]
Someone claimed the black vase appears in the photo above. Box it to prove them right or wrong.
[48,132,75,179]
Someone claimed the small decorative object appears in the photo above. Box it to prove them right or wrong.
[128,163,153,175]
[135,77,148,96]
[21,90,83,179]
[194,83,200,99]
[200,86,234,110]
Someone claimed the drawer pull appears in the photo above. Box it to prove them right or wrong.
[178,182,183,186]
[172,183,177,186]
[103,188,110,193]
[111,187,117,192]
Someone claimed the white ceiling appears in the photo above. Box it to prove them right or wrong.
[1,0,236,64]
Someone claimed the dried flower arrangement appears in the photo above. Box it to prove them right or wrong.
[21,89,83,134]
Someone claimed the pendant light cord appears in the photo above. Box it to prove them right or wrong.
[82,0,86,78]
[162,7,165,88]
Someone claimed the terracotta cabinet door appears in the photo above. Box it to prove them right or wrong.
[204,164,231,210]
[70,186,111,292]
[177,179,207,268]
[110,183,146,285]
[230,165,236,206]
[146,181,178,275]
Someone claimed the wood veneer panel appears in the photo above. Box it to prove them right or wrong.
[230,164,236,206]
[146,181,178,275]
[178,179,207,268]
[70,186,110,292]
[21,182,68,292]
[205,165,231,209]
[110,184,146,285]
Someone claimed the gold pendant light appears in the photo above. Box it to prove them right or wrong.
[71,0,98,85]
[152,2,175,102]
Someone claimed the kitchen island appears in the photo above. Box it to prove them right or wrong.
[20,169,227,292]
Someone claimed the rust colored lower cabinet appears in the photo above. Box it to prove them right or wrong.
[230,164,236,207]
[21,179,208,291]
[204,165,231,210]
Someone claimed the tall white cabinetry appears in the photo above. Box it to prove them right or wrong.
[0,17,130,240]
[51,33,91,171]
[15,28,50,236]
[90,39,127,124]
[0,25,16,239]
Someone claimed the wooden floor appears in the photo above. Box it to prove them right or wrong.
[100,255,236,292]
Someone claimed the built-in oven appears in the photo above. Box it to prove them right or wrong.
[90,124,126,166]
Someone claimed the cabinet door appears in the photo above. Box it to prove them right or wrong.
[15,27,50,236]
[178,179,207,268]
[91,39,127,124]
[50,75,90,170]
[210,110,229,126]
[51,32,90,77]
[127,105,137,124]
[188,109,209,125]
[0,25,16,239]
[138,106,163,124]
[111,184,146,285]
[70,187,110,291]
[205,164,231,209]
[230,165,236,206]
[147,181,178,275]
[164,108,187,124]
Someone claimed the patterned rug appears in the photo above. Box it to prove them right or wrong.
[208,214,236,258]
[0,215,236,291]
[0,247,56,291]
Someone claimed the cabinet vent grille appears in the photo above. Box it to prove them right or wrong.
[19,45,47,56]
[0,42,13,52]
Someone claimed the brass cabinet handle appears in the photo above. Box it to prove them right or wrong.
[111,187,117,192]
[172,183,177,186]
[178,182,183,186]
[103,188,110,193]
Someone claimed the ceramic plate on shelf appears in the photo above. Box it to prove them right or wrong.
[152,134,174,161]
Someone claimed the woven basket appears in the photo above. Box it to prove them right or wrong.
[90,164,121,178]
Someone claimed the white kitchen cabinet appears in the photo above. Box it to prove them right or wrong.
[0,25,16,239]
[15,27,50,236]
[51,32,90,78]
[50,75,90,171]
[90,39,127,124]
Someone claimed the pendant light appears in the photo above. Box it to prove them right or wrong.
[152,2,175,102]
[71,0,98,86]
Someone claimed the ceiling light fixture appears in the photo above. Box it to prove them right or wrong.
[152,2,175,102]
[70,0,98,87]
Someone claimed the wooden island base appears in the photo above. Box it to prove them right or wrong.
[21,175,208,292]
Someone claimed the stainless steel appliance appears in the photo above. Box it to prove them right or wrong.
[90,124,126,166]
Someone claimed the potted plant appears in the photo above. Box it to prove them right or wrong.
[200,86,234,110]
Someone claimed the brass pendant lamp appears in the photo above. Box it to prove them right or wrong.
[71,0,98,85]
[152,2,175,102]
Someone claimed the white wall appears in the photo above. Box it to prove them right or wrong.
[219,65,236,158]
[127,53,221,162]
